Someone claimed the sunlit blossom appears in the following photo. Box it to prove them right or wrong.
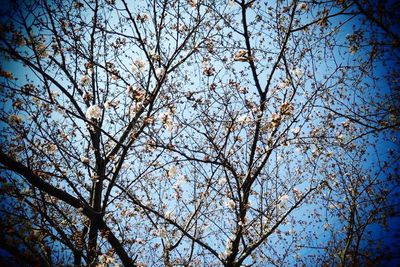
[291,127,300,135]
[298,3,308,11]
[80,156,90,164]
[155,67,165,79]
[127,85,145,101]
[188,0,197,7]
[202,65,215,76]
[86,105,102,120]
[131,58,147,72]
[80,75,91,86]
[225,199,235,210]
[293,68,303,78]
[234,49,247,61]
[159,111,174,131]
[280,102,294,116]
[279,194,289,204]
[137,13,150,23]
[218,177,227,185]
[271,113,281,128]
[47,144,58,154]
[82,91,93,101]
[129,102,143,118]
[167,166,178,178]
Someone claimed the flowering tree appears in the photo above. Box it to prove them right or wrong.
[0,0,399,266]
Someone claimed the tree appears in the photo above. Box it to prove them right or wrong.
[0,0,399,266]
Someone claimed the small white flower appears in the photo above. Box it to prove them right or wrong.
[280,195,289,202]
[293,188,302,199]
[159,111,174,131]
[218,177,227,186]
[337,134,345,142]
[293,68,303,78]
[238,219,247,227]
[238,86,248,94]
[278,194,289,208]
[188,0,197,7]
[155,67,165,79]
[80,156,90,164]
[104,101,111,109]
[237,114,250,124]
[80,75,91,86]
[47,144,58,154]
[86,105,102,120]
[127,85,145,101]
[82,91,93,101]
[291,127,300,134]
[277,79,290,89]
[225,199,235,210]
[271,113,282,128]
[129,102,143,118]
[167,166,178,178]
[165,210,174,219]
[149,51,161,61]
[298,3,308,11]
[225,239,233,254]
[138,13,150,22]
[280,102,294,116]
[131,58,147,72]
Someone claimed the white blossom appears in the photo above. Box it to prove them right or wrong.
[80,156,90,164]
[129,102,143,118]
[291,127,300,134]
[167,166,178,178]
[218,177,227,186]
[225,199,235,210]
[127,85,145,101]
[225,239,233,255]
[298,3,308,11]
[237,114,250,124]
[292,188,302,199]
[277,80,290,89]
[157,227,167,237]
[47,144,58,154]
[82,91,93,101]
[86,105,102,120]
[137,13,150,22]
[280,102,294,116]
[103,101,112,109]
[159,111,174,131]
[188,0,197,7]
[131,58,147,72]
[294,68,303,78]
[278,194,289,209]
[155,67,165,79]
[165,210,174,219]
[80,75,91,86]
[271,113,282,128]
